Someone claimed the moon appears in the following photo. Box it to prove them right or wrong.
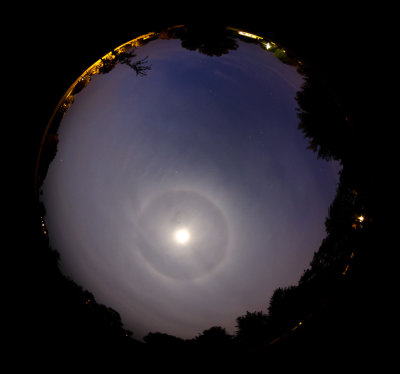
[174,228,191,245]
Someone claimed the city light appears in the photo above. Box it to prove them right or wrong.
[238,31,263,40]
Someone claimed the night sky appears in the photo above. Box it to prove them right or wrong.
[41,35,341,340]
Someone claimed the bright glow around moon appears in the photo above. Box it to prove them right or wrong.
[174,228,191,244]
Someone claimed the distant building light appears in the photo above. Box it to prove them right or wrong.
[238,31,262,40]
[264,42,272,50]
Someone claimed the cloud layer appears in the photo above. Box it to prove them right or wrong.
[42,38,340,339]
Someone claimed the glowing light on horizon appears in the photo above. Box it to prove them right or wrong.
[264,42,272,50]
[238,31,262,40]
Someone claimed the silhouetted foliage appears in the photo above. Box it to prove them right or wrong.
[99,49,152,76]
[119,52,151,76]
[143,331,185,347]
[194,326,233,349]
[71,75,91,95]
[54,275,134,343]
[296,65,351,162]
[268,286,298,320]
[235,311,269,348]
[174,24,239,57]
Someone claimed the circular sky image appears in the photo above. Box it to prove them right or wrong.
[36,25,341,341]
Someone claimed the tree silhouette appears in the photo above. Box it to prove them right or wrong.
[174,24,239,57]
[118,52,151,76]
[98,49,152,76]
[295,65,351,162]
[143,331,185,348]
[235,311,269,348]
[194,326,233,350]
